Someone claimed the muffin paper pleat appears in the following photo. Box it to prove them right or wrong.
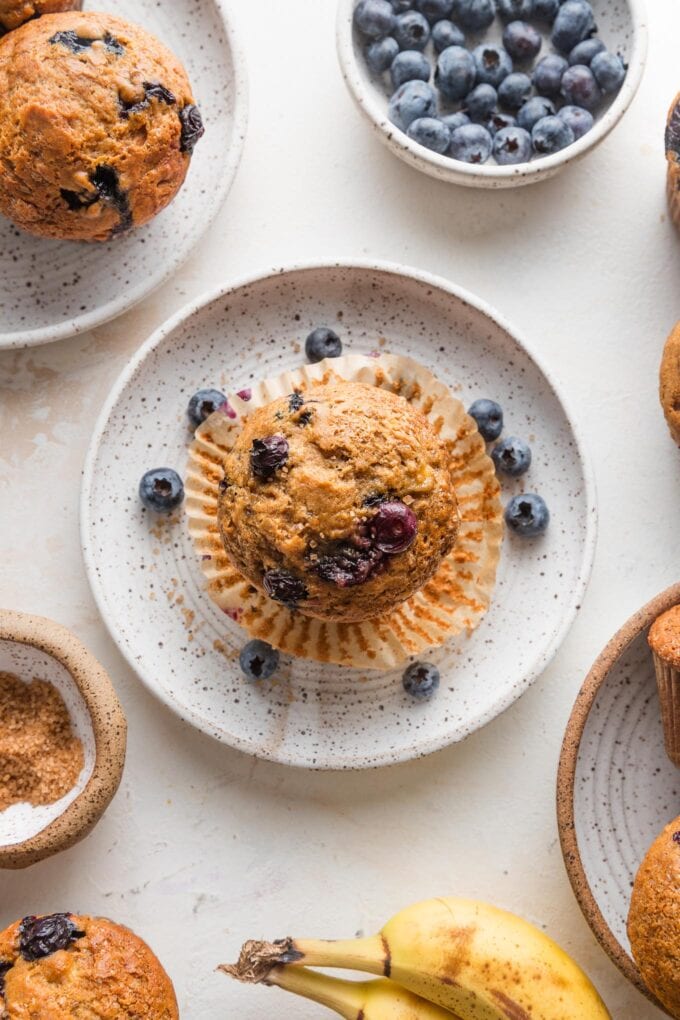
[651,652,680,768]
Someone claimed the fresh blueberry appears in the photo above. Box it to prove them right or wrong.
[517,95,555,130]
[435,46,476,101]
[187,388,227,427]
[394,9,431,49]
[391,49,431,88]
[366,35,400,73]
[472,44,514,88]
[532,114,575,154]
[464,83,498,122]
[263,569,309,606]
[389,79,438,127]
[403,661,441,701]
[498,71,532,110]
[491,436,532,475]
[492,125,531,163]
[354,0,396,38]
[139,468,184,514]
[502,21,542,62]
[371,501,419,553]
[568,37,605,65]
[558,104,593,139]
[441,110,471,131]
[497,0,534,21]
[487,111,517,135]
[468,398,503,440]
[450,0,496,31]
[505,493,550,537]
[449,123,493,163]
[390,0,414,9]
[239,640,279,681]
[532,0,558,21]
[415,0,454,21]
[551,0,596,54]
[431,19,464,52]
[407,116,451,152]
[532,54,568,96]
[560,64,602,110]
[250,436,289,479]
[305,327,343,363]
[591,50,626,93]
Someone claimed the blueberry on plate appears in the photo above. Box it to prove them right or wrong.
[441,110,471,131]
[497,0,534,22]
[472,44,514,88]
[491,436,532,475]
[240,640,280,682]
[551,0,597,54]
[305,326,343,363]
[403,661,441,701]
[502,21,542,62]
[187,388,227,427]
[464,83,498,122]
[389,79,438,127]
[468,398,503,440]
[431,19,465,52]
[391,49,431,88]
[449,123,493,164]
[505,493,550,537]
[415,0,454,22]
[450,0,496,31]
[390,0,414,9]
[366,35,400,73]
[394,9,431,49]
[498,72,532,111]
[591,50,626,94]
[532,114,575,154]
[517,95,555,131]
[558,104,593,139]
[139,468,184,513]
[532,54,568,96]
[532,0,558,22]
[560,64,602,110]
[487,112,517,135]
[354,0,397,38]
[492,125,531,163]
[568,37,605,66]
[435,45,476,101]
[407,116,451,153]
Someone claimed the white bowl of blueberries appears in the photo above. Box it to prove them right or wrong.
[337,0,647,187]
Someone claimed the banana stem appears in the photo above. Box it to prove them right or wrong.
[266,967,367,1019]
[220,935,387,984]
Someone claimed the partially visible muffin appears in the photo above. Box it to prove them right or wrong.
[660,322,680,445]
[648,604,680,766]
[0,0,81,34]
[0,913,179,1018]
[628,815,680,1017]
[0,11,204,241]
[667,94,680,230]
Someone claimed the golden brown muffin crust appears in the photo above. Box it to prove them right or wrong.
[628,815,680,1016]
[218,381,460,623]
[0,0,81,33]
[649,605,680,668]
[660,322,680,446]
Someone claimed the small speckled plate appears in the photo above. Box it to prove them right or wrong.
[0,0,248,350]
[81,260,596,770]
[557,583,680,1014]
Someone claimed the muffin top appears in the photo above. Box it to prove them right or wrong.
[648,605,680,667]
[0,0,81,34]
[0,913,178,1019]
[660,322,680,446]
[217,381,460,623]
[628,815,680,1015]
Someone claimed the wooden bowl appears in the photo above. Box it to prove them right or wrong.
[557,582,680,1015]
[0,610,127,869]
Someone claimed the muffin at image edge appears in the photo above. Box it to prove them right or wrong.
[0,913,179,1018]
[217,381,460,624]
[648,604,680,766]
[0,11,205,241]
[0,0,82,34]
[667,93,680,229]
[660,321,680,445]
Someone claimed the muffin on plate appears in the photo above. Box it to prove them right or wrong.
[667,94,680,229]
[660,321,680,445]
[0,913,178,1018]
[217,380,460,624]
[0,11,204,241]
[648,604,680,767]
[0,0,81,34]
[628,815,680,1016]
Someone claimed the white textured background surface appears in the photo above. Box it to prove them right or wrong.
[0,0,678,1016]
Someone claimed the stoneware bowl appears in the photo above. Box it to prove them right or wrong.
[557,582,680,1014]
[0,610,127,869]
[337,0,648,189]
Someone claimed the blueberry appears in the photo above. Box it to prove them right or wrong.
[139,468,184,513]
[305,326,343,363]
[354,0,396,38]
[239,640,279,681]
[441,110,471,131]
[394,9,431,49]
[435,46,476,101]
[491,436,532,475]
[532,0,558,21]
[493,125,532,163]
[415,0,454,21]
[390,0,414,9]
[472,44,514,88]
[19,916,85,962]
[464,83,498,122]
[0,962,11,996]
[591,50,626,94]
[403,662,441,701]
[431,19,464,52]
[450,0,496,31]
[263,569,309,606]
[250,436,289,480]
[551,0,596,54]
[366,35,400,72]
[391,49,431,88]
[371,501,418,553]
[317,546,385,587]
[187,387,227,427]
[560,64,602,110]
[497,0,534,21]
[487,112,517,135]
[498,71,532,110]
[517,95,555,131]
[389,79,438,127]
[502,21,542,62]
[449,123,493,163]
[558,104,593,139]
[532,114,575,154]
[505,493,550,537]
[468,398,503,440]
[568,37,605,65]
[407,116,451,152]
[532,54,568,96]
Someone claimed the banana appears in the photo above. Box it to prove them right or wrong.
[222,898,611,1020]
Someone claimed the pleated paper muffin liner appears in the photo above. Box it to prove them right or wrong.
[651,654,680,767]
[185,353,503,670]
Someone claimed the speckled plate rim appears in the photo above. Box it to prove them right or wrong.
[80,258,598,768]
[336,0,648,188]
[0,0,249,351]
[556,582,680,1014]
[0,609,127,869]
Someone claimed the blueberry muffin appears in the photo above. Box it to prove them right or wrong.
[217,381,460,623]
[628,815,680,1016]
[0,0,81,34]
[660,321,680,445]
[667,94,680,229]
[0,913,179,1018]
[648,604,680,766]
[0,11,204,241]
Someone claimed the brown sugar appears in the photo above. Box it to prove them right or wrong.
[0,671,84,812]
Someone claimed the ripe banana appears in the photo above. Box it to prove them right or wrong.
[222,898,611,1020]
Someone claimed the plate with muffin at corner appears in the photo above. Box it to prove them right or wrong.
[0,0,248,349]
[81,259,597,770]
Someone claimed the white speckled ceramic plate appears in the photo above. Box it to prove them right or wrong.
[0,0,248,350]
[82,261,596,770]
